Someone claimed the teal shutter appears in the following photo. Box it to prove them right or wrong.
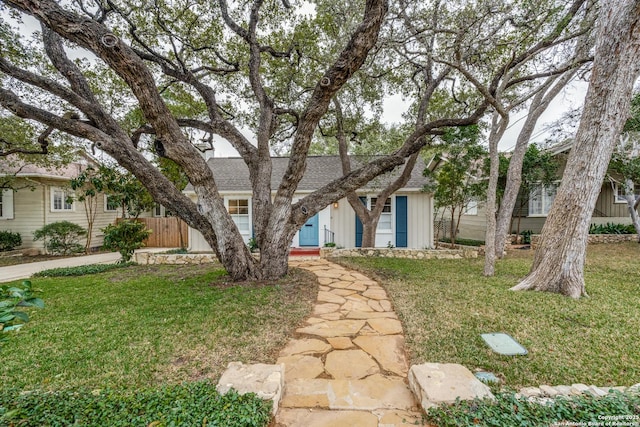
[395,196,408,247]
[355,196,366,247]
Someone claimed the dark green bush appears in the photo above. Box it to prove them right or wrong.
[33,263,135,277]
[0,382,271,427]
[520,229,533,244]
[589,222,636,234]
[33,221,86,255]
[438,237,485,247]
[0,230,21,252]
[102,220,152,262]
[164,247,188,254]
[426,391,640,427]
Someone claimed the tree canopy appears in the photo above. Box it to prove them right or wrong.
[0,0,597,280]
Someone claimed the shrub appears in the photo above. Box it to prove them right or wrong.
[33,221,86,255]
[0,280,44,349]
[0,231,21,252]
[520,229,533,244]
[589,222,636,234]
[0,382,272,427]
[164,247,188,254]
[102,220,152,262]
[426,391,640,427]
[33,263,135,277]
[438,237,485,247]
[248,237,259,252]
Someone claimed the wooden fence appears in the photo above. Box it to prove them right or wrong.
[125,217,189,248]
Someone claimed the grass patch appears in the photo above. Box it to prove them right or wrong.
[1,264,317,391]
[337,242,640,388]
[33,262,135,277]
[0,381,271,427]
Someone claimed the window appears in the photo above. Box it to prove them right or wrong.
[371,197,392,230]
[529,183,558,216]
[0,189,14,220]
[154,203,163,217]
[228,199,250,232]
[465,200,478,215]
[105,195,119,212]
[51,187,73,211]
[614,182,640,204]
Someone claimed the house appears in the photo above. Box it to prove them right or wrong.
[0,153,120,252]
[455,140,637,241]
[186,155,434,251]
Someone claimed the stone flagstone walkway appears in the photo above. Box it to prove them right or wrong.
[275,259,426,426]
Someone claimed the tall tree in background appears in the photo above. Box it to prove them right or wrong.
[512,0,640,298]
[424,127,486,245]
[609,95,640,240]
[505,144,559,237]
[609,134,640,240]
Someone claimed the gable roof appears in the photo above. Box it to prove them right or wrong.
[189,155,429,193]
[0,151,98,180]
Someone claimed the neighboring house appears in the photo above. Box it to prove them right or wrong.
[0,153,120,252]
[456,140,637,241]
[186,155,434,251]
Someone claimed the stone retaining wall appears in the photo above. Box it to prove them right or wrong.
[134,252,220,265]
[320,247,478,260]
[531,234,638,249]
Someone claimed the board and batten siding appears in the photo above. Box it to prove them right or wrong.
[456,181,636,240]
[188,192,434,251]
[331,192,433,249]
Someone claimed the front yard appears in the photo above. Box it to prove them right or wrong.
[338,242,640,389]
[1,264,317,391]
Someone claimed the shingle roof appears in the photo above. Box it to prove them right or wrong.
[188,155,428,192]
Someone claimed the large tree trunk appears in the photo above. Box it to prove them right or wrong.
[512,1,640,298]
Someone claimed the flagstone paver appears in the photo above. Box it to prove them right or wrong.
[275,259,426,427]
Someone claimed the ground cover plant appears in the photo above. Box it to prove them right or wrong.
[426,390,640,427]
[0,382,271,427]
[338,242,640,389]
[0,264,317,391]
[32,263,135,277]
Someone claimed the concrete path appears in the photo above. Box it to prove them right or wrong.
[276,259,425,426]
[0,249,167,283]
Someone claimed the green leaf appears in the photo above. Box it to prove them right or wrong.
[0,313,16,323]
[12,311,29,322]
[23,298,45,308]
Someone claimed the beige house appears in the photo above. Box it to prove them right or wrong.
[0,154,120,252]
[186,156,434,251]
[456,141,637,241]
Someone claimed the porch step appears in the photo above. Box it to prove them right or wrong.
[289,247,321,256]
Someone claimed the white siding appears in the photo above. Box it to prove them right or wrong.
[407,193,433,249]
[331,192,433,249]
[186,191,434,251]
[0,179,119,252]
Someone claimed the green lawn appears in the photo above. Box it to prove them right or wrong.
[338,243,640,389]
[1,264,317,391]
